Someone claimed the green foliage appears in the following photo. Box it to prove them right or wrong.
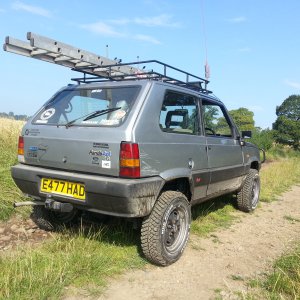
[267,144,300,160]
[203,105,219,129]
[276,94,300,121]
[228,107,255,132]
[263,244,300,299]
[273,95,300,149]
[249,128,275,150]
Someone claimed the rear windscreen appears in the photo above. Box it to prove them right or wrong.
[32,86,141,127]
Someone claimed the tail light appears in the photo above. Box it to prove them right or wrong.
[119,142,140,178]
[18,136,24,155]
[18,136,25,162]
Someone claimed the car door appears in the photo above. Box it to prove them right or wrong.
[201,98,245,196]
[156,90,210,201]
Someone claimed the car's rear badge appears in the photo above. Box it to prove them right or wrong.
[92,156,100,165]
[93,143,109,149]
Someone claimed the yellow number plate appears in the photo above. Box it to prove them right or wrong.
[40,178,85,200]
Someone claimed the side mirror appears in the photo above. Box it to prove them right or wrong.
[241,130,252,139]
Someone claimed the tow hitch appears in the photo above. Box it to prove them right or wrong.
[44,198,73,213]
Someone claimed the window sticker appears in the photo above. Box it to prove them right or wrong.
[81,120,99,125]
[99,119,119,126]
[40,108,55,120]
[102,160,111,168]
[91,89,102,93]
[36,120,48,124]
[112,110,126,120]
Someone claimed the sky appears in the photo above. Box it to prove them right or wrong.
[0,0,299,129]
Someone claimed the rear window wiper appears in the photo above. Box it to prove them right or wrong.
[65,107,120,128]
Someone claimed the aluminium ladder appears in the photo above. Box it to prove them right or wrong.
[3,32,209,92]
[3,32,141,78]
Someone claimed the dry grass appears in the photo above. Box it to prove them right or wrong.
[0,118,24,167]
[260,158,300,202]
[0,118,26,220]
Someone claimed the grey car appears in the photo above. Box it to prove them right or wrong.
[12,78,262,266]
[6,32,262,266]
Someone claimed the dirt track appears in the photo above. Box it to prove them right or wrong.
[96,185,300,300]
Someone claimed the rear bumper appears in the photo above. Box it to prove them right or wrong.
[11,164,164,217]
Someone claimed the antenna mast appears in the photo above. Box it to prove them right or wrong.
[201,0,210,81]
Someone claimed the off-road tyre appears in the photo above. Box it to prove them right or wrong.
[237,169,260,212]
[141,191,191,266]
[31,205,79,231]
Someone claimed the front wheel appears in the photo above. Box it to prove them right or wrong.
[237,169,260,212]
[141,191,191,266]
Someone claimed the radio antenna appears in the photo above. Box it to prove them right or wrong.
[200,0,210,80]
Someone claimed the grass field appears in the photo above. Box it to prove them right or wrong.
[0,117,299,299]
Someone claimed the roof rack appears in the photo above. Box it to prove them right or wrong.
[3,32,210,93]
[72,60,210,92]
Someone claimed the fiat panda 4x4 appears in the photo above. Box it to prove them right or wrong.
[6,33,263,266]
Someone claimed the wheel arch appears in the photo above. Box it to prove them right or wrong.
[250,160,259,170]
[160,177,192,202]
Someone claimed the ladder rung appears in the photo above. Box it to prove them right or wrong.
[54,55,74,62]
[31,49,48,56]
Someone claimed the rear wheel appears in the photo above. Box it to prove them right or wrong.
[141,191,191,266]
[31,205,79,231]
[237,169,260,212]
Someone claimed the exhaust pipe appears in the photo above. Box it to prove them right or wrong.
[14,201,44,207]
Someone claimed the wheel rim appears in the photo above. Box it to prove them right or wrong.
[251,177,260,209]
[163,203,189,254]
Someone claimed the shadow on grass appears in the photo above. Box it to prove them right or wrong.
[191,193,236,221]
[57,193,237,251]
[58,211,143,253]
[191,193,238,236]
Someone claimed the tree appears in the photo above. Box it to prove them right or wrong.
[228,107,255,132]
[273,95,300,149]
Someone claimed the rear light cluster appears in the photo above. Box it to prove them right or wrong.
[119,142,140,178]
[18,136,25,163]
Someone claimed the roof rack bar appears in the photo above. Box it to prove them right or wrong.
[72,69,206,91]
[78,59,208,84]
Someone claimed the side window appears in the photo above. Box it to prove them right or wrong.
[159,91,199,135]
[202,100,233,137]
